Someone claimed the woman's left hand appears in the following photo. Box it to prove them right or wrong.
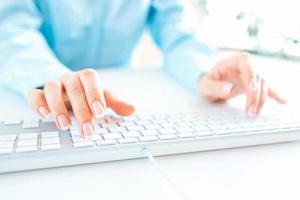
[198,53,286,116]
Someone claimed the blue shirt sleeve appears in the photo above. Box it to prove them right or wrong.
[148,0,217,93]
[0,0,70,97]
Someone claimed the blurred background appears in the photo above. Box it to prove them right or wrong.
[131,0,300,68]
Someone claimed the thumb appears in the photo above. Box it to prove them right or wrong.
[199,77,233,101]
[104,90,135,116]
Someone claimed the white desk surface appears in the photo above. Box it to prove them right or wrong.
[1,56,300,200]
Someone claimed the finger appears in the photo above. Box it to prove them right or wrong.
[78,69,106,118]
[27,89,50,118]
[104,90,135,116]
[256,80,268,115]
[245,74,261,117]
[44,80,71,130]
[198,76,233,101]
[268,88,287,104]
[236,55,261,116]
[61,72,95,137]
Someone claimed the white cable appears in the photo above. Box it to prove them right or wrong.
[141,148,190,200]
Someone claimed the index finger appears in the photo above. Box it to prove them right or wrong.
[78,69,106,118]
[237,55,261,116]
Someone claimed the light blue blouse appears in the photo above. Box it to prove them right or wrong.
[0,0,215,97]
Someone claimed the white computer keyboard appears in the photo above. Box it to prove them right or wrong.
[1,107,300,173]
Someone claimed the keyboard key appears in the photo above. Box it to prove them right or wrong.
[0,135,16,141]
[22,121,40,129]
[192,125,210,132]
[19,133,38,140]
[122,131,141,138]
[153,114,168,120]
[207,124,226,130]
[4,120,21,125]
[159,134,177,140]
[96,139,117,146]
[138,115,153,120]
[135,120,151,125]
[192,121,208,126]
[175,127,193,133]
[141,130,159,136]
[73,141,94,148]
[0,141,15,148]
[17,139,37,147]
[118,121,135,127]
[16,145,37,153]
[108,127,126,132]
[195,131,213,137]
[101,123,118,128]
[70,130,81,136]
[90,134,102,141]
[144,124,161,130]
[139,136,158,142]
[151,119,167,124]
[167,117,183,123]
[178,132,196,139]
[160,123,177,128]
[42,131,59,138]
[42,138,60,145]
[159,128,177,135]
[0,147,13,155]
[118,138,138,144]
[70,125,79,130]
[72,135,89,143]
[106,117,120,124]
[127,125,144,131]
[177,122,193,127]
[95,128,108,134]
[42,117,55,123]
[103,133,122,140]
[41,144,61,151]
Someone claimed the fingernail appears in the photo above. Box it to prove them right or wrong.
[221,83,233,95]
[57,114,70,130]
[38,106,50,118]
[247,105,257,117]
[82,122,94,137]
[92,101,105,118]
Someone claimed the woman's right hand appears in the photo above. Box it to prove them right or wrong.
[27,69,135,137]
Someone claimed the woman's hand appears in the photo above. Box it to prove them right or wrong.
[27,69,135,137]
[198,53,286,116]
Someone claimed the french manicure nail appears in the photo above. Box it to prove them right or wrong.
[221,83,233,95]
[82,122,94,137]
[38,106,50,118]
[57,114,70,130]
[92,101,105,118]
[247,106,257,117]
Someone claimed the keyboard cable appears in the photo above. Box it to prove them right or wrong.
[141,148,190,200]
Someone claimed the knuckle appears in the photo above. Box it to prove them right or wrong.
[80,68,97,79]
[75,108,93,121]
[89,87,100,97]
[68,84,83,96]
[27,89,43,101]
[60,72,75,83]
[45,80,61,91]
[27,89,37,99]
